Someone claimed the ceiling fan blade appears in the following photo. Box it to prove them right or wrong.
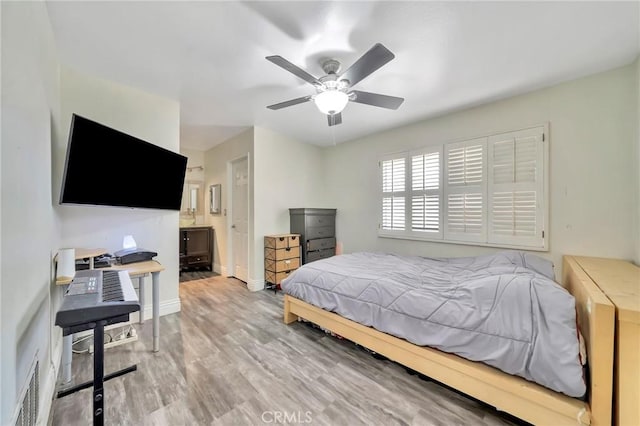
[266,95,312,110]
[340,43,395,88]
[266,55,322,87]
[327,113,343,127]
[350,90,404,110]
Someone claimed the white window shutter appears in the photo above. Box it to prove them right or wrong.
[444,137,487,242]
[380,155,407,231]
[488,127,546,248]
[410,147,443,238]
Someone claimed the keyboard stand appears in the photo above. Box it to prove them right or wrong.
[56,318,137,426]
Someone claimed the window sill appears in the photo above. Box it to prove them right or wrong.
[377,232,548,252]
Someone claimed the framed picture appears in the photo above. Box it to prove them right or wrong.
[210,184,221,215]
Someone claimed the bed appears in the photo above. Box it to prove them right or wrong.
[281,253,615,425]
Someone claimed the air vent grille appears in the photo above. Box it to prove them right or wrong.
[15,360,39,426]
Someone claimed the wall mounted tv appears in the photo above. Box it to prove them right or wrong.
[60,114,188,211]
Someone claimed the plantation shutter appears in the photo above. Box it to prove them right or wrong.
[410,147,442,238]
[380,154,407,231]
[444,137,487,242]
[488,127,546,248]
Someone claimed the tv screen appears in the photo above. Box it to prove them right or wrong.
[60,114,188,211]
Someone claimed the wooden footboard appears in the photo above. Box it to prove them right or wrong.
[283,256,616,425]
[563,256,616,426]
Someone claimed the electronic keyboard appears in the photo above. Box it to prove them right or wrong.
[55,269,139,333]
[55,269,140,426]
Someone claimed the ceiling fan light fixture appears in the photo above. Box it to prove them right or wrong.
[314,90,349,115]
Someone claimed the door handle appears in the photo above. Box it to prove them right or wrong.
[231,225,236,229]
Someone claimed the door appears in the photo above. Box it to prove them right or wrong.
[185,228,209,257]
[231,157,249,282]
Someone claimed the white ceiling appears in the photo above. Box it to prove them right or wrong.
[46,1,639,149]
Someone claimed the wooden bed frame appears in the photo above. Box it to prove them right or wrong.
[283,255,615,425]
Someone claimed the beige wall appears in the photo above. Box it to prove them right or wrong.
[203,129,254,277]
[324,63,638,276]
[1,2,61,423]
[55,67,182,317]
[252,127,328,287]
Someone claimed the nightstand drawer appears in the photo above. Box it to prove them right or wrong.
[264,245,300,261]
[265,257,300,272]
[264,234,300,249]
[265,269,295,285]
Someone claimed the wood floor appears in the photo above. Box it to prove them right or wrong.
[179,269,218,283]
[50,276,520,425]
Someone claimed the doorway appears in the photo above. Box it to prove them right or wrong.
[228,156,249,283]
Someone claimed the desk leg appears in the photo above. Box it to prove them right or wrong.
[138,276,145,324]
[61,335,72,384]
[152,271,160,352]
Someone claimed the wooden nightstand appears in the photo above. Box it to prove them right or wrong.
[264,234,301,292]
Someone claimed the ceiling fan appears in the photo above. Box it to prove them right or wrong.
[266,43,404,127]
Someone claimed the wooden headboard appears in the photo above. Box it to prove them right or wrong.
[563,256,616,426]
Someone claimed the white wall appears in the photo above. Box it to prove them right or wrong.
[202,126,327,290]
[325,63,638,275]
[252,127,328,288]
[1,2,61,424]
[635,57,640,265]
[203,129,254,277]
[55,67,182,318]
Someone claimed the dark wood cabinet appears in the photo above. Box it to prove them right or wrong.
[179,226,213,271]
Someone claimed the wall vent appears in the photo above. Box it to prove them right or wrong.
[15,359,39,426]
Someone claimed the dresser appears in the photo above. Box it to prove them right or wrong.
[289,208,336,264]
[572,256,640,426]
[264,234,301,290]
[179,226,213,271]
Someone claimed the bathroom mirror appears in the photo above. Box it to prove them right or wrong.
[181,180,204,216]
[210,184,221,214]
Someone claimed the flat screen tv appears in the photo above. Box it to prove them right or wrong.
[60,114,188,211]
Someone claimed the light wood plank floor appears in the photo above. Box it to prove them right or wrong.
[50,276,522,425]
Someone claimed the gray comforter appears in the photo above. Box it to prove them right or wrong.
[281,251,586,397]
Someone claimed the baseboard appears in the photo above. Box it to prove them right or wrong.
[213,263,225,275]
[130,297,181,322]
[74,298,181,338]
[38,337,63,426]
[38,360,58,426]
[247,279,265,292]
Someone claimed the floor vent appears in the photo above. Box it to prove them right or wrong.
[15,359,39,426]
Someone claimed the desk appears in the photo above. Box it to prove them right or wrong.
[106,261,165,352]
[55,248,108,285]
[57,258,164,386]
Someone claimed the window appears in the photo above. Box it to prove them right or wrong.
[444,138,487,243]
[379,125,548,250]
[381,155,406,231]
[487,127,545,248]
[410,148,442,238]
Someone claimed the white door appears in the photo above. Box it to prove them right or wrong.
[231,157,249,282]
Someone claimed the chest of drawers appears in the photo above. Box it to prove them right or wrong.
[264,234,301,289]
[290,208,336,264]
